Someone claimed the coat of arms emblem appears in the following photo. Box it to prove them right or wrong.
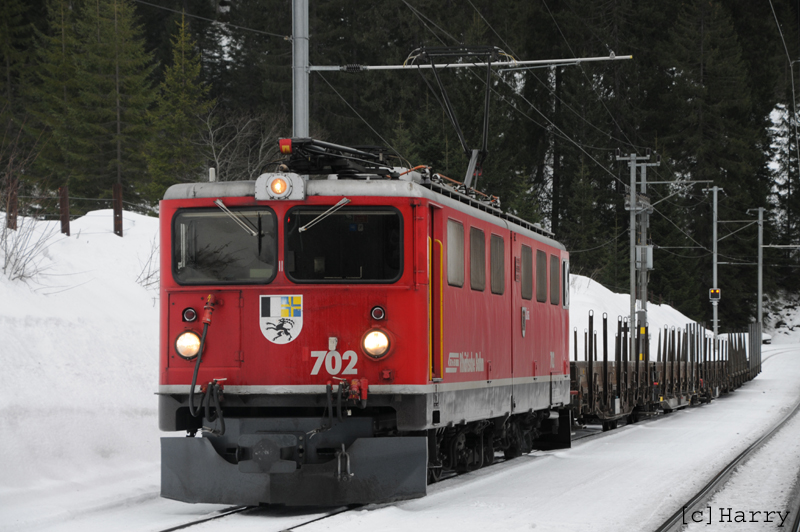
[260,295,303,344]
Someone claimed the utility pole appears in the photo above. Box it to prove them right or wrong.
[637,155,660,319]
[746,207,764,327]
[617,149,658,360]
[719,207,763,335]
[705,186,723,339]
[292,0,309,138]
[757,207,763,327]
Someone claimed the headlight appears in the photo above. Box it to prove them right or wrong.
[265,175,292,199]
[175,330,202,360]
[363,330,390,358]
[271,177,288,195]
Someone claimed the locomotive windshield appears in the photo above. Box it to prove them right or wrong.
[172,208,277,284]
[285,207,402,283]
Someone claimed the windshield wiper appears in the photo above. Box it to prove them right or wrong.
[299,198,351,233]
[214,199,258,236]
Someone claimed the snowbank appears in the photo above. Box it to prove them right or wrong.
[0,211,161,491]
[569,274,705,360]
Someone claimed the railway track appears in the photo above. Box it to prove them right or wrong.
[155,505,354,532]
[158,505,250,532]
[653,396,800,532]
[791,494,800,532]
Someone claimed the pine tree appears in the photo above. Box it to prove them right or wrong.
[145,14,213,203]
[0,0,34,113]
[28,0,83,190]
[73,0,154,201]
[0,0,37,211]
[561,157,611,280]
[389,114,420,168]
[770,104,800,292]
[658,0,763,328]
[224,0,291,114]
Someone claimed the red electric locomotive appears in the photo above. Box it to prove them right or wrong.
[158,138,571,506]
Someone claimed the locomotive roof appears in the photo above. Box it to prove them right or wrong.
[164,175,565,250]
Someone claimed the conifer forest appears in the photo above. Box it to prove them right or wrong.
[2,0,800,330]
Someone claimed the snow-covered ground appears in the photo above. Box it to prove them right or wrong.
[1,210,798,532]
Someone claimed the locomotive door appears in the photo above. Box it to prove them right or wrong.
[511,235,540,412]
[429,204,444,381]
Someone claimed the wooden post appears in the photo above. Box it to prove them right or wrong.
[113,182,123,237]
[59,186,70,236]
[6,179,18,230]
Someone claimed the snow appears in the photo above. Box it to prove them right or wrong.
[1,210,798,532]
[684,398,800,531]
[569,274,708,360]
[1,211,160,490]
[766,291,800,345]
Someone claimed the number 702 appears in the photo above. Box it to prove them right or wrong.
[310,350,359,376]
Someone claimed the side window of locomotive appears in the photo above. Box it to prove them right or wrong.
[550,254,560,305]
[173,208,277,285]
[562,259,570,308]
[470,227,485,291]
[490,234,504,295]
[284,207,402,283]
[521,245,532,300]
[536,250,547,302]
[447,220,464,287]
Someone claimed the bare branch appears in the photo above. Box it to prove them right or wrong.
[197,105,288,181]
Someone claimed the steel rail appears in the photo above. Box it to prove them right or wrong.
[653,397,800,532]
[281,506,355,531]
[156,505,355,532]
[157,505,250,532]
[790,493,800,532]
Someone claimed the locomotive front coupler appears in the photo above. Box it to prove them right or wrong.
[335,443,354,481]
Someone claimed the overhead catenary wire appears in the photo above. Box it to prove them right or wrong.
[569,230,626,253]
[542,1,692,202]
[540,0,641,153]
[401,0,632,160]
[463,1,642,151]
[541,0,693,189]
[650,203,711,252]
[536,2,714,226]
[657,248,711,259]
[400,0,460,43]
[401,0,731,267]
[399,0,642,232]
[465,0,518,58]
[405,0,634,190]
[132,0,289,40]
[304,0,716,265]
[768,0,800,214]
[314,71,411,168]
